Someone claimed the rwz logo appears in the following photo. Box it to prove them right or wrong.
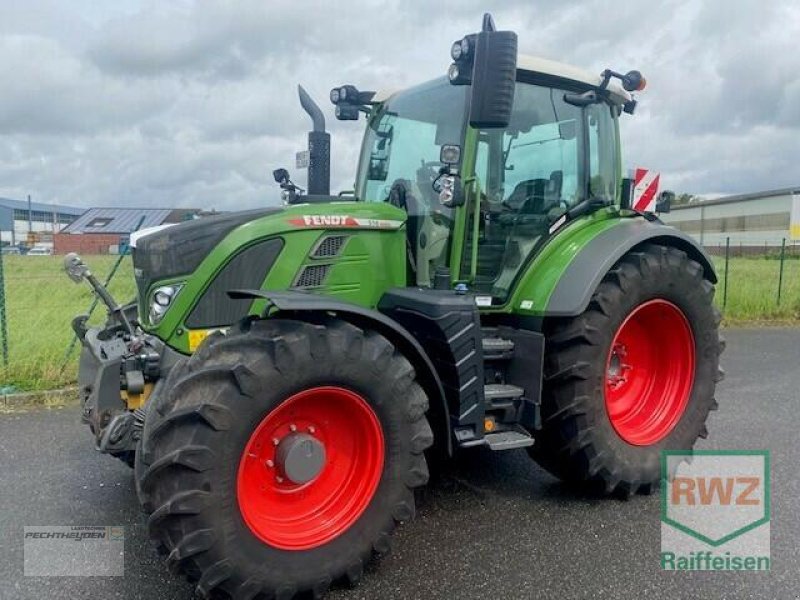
[660,450,770,570]
[670,476,761,506]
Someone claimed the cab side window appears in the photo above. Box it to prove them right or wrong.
[468,82,618,301]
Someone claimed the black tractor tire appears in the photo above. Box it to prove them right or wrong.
[136,317,433,599]
[112,450,136,468]
[531,244,724,495]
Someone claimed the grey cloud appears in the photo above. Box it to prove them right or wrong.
[0,35,174,135]
[0,0,798,212]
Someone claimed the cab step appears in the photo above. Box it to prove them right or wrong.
[484,428,535,450]
[482,336,515,360]
[484,383,524,402]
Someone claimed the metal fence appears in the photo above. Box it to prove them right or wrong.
[0,252,135,392]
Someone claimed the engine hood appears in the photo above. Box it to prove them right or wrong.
[132,208,282,297]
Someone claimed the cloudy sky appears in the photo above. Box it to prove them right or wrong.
[0,0,798,210]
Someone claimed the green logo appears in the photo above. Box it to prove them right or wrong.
[660,450,770,571]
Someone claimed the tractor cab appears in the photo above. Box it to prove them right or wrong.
[351,63,628,299]
[328,17,640,306]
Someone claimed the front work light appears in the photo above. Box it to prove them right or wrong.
[149,284,182,325]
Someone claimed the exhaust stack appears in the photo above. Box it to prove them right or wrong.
[298,85,330,196]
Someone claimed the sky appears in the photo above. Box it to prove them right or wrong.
[0,0,798,210]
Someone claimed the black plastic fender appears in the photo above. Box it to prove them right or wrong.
[545,219,717,317]
[228,289,453,455]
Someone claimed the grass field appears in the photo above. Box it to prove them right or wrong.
[0,254,797,391]
[0,255,135,391]
[713,256,800,323]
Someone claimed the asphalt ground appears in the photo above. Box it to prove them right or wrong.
[1,327,798,599]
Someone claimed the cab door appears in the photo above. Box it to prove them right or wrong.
[462,79,619,304]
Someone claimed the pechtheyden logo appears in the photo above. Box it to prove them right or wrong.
[661,450,770,571]
[24,526,125,576]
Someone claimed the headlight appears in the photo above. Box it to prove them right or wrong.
[448,63,460,82]
[149,284,182,325]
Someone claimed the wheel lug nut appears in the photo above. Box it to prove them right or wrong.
[266,459,274,468]
[308,426,316,434]
[272,438,280,446]
[289,424,297,432]
[276,476,284,483]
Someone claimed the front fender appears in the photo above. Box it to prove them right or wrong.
[229,289,453,455]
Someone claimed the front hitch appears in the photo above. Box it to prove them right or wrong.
[64,252,168,460]
[64,252,134,334]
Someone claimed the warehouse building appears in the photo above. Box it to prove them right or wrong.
[660,187,800,254]
[0,196,84,248]
[54,207,202,255]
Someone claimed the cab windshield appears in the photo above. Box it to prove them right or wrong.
[356,78,468,286]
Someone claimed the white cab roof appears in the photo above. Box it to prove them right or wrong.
[373,54,632,105]
[517,54,632,103]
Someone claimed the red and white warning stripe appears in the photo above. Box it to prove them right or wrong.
[288,215,405,229]
[632,168,660,213]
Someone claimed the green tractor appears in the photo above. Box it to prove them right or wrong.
[66,14,723,599]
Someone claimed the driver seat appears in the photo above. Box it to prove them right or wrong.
[506,171,563,215]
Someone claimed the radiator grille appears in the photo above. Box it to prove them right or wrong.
[293,264,331,288]
[312,235,347,258]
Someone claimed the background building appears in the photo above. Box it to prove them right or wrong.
[54,207,202,254]
[0,196,84,248]
[661,187,799,255]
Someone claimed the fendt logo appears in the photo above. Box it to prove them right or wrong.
[289,215,358,227]
[661,450,770,571]
[287,215,404,229]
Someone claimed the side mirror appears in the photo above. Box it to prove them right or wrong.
[273,168,290,184]
[468,27,518,129]
[448,14,518,130]
[656,190,674,214]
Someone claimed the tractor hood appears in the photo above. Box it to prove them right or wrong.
[134,201,409,351]
[132,208,282,300]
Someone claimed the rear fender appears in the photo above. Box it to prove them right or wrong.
[544,219,717,317]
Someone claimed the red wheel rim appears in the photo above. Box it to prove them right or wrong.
[604,299,695,446]
[237,386,384,550]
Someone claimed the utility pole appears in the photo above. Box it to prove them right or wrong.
[27,194,32,234]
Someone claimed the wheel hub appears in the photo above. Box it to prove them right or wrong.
[237,386,385,551]
[275,432,326,485]
[606,343,631,390]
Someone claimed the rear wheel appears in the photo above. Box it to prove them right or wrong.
[136,318,433,598]
[531,244,724,495]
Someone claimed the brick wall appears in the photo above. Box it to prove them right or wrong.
[53,233,122,255]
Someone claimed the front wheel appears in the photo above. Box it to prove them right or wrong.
[531,244,724,495]
[136,318,433,598]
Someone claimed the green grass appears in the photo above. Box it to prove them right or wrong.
[0,254,797,392]
[0,255,135,391]
[713,256,800,323]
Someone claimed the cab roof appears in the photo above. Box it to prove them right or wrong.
[517,54,632,104]
[374,54,632,105]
